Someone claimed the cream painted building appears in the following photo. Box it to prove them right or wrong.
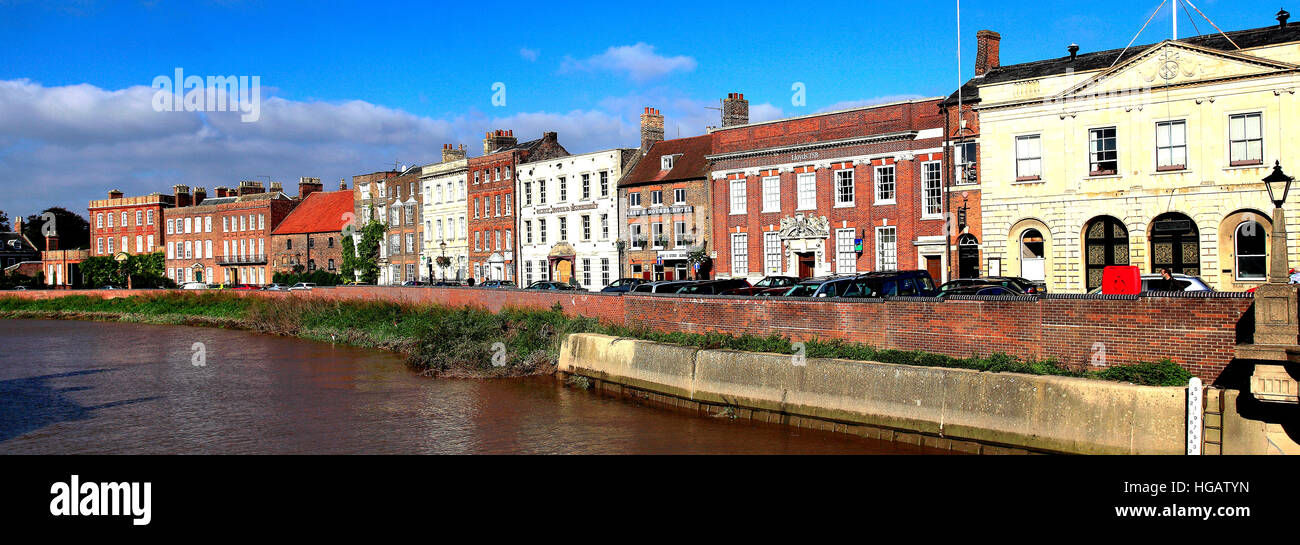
[516,147,636,290]
[422,145,470,282]
[975,18,1300,293]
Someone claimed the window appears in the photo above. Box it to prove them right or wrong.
[651,222,665,249]
[205,216,213,233]
[673,188,686,204]
[764,232,781,274]
[505,229,511,251]
[328,259,335,271]
[835,169,854,206]
[1236,220,1267,281]
[494,195,501,217]
[494,167,501,181]
[836,229,857,273]
[582,215,591,241]
[166,219,174,235]
[628,192,641,207]
[629,223,643,249]
[97,238,104,255]
[184,241,193,259]
[505,194,512,216]
[524,182,532,206]
[475,231,481,251]
[135,210,142,226]
[956,141,977,185]
[559,217,568,242]
[539,218,548,244]
[107,213,114,228]
[121,212,127,227]
[582,174,591,200]
[474,199,480,218]
[729,179,747,214]
[730,233,749,276]
[1016,135,1042,180]
[525,261,533,285]
[538,180,547,205]
[146,235,153,251]
[922,162,942,218]
[1229,113,1263,166]
[407,233,415,254]
[762,176,780,212]
[600,214,609,240]
[1089,127,1118,175]
[674,221,688,247]
[600,172,609,197]
[136,235,142,253]
[796,172,816,210]
[582,258,592,287]
[1155,121,1187,171]
[525,221,533,244]
[651,190,663,206]
[661,155,675,170]
[876,227,897,271]
[494,230,501,251]
[540,260,550,281]
[205,240,212,259]
[875,165,897,204]
[97,214,103,229]
[601,258,610,287]
[559,177,567,201]
[223,217,229,232]
[474,171,480,185]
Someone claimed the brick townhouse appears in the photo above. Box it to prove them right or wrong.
[162,180,301,285]
[618,105,714,281]
[88,189,173,258]
[466,130,568,282]
[940,30,989,280]
[709,97,956,282]
[270,181,354,277]
[372,166,425,285]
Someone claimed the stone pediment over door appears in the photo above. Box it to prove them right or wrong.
[778,214,830,240]
[1056,42,1299,101]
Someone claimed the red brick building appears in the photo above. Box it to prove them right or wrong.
[162,181,300,286]
[708,97,957,282]
[938,30,993,280]
[270,187,354,277]
[88,189,173,258]
[374,167,424,285]
[618,124,713,281]
[466,130,568,282]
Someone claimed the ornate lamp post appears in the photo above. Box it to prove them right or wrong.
[439,241,447,281]
[1263,161,1294,284]
[1245,161,1300,404]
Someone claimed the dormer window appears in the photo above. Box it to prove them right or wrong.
[661,155,677,170]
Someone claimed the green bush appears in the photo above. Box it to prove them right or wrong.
[1087,358,1192,386]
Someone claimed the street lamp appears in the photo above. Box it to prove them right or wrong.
[439,240,447,281]
[1263,161,1294,284]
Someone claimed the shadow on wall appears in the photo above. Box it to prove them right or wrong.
[0,369,161,442]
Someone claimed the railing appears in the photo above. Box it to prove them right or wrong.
[217,254,267,266]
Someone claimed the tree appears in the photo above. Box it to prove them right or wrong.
[24,207,90,250]
[353,208,386,285]
[0,210,9,233]
[339,234,357,282]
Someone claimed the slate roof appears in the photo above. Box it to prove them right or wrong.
[619,134,712,188]
[944,22,1300,106]
[271,190,355,235]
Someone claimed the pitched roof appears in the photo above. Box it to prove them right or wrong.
[619,134,712,187]
[944,22,1300,105]
[271,190,355,235]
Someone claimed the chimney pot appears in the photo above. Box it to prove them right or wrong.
[1068,43,1080,60]
[722,92,750,127]
[1280,8,1291,29]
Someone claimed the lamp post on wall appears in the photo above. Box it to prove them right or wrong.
[1263,161,1294,284]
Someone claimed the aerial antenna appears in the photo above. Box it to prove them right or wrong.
[1109,0,1168,69]
[1181,0,1242,49]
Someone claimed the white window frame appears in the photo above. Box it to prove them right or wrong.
[875,226,897,272]
[761,176,780,213]
[1155,120,1187,171]
[796,172,816,211]
[834,169,854,207]
[764,232,781,275]
[836,228,857,274]
[921,161,943,219]
[1016,134,1042,180]
[874,165,896,204]
[1228,112,1264,166]
[730,232,749,276]
[729,179,747,215]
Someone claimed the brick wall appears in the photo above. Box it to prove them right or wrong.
[3,287,1252,382]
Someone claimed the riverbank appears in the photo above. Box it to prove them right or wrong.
[0,292,1192,385]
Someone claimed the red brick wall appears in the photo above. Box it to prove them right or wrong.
[3,287,1252,382]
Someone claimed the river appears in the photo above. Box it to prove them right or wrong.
[0,319,946,454]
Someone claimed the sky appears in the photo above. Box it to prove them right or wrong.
[0,0,1275,216]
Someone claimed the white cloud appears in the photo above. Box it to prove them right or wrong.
[560,43,697,82]
[519,47,539,61]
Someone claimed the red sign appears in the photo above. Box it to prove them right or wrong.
[1102,266,1141,295]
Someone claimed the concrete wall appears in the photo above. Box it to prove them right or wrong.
[558,333,1188,454]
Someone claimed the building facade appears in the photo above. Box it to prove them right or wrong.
[708,97,953,283]
[974,15,1300,292]
[88,189,173,258]
[618,106,713,281]
[162,181,299,285]
[270,187,354,277]
[374,167,424,285]
[421,145,470,282]
[517,147,636,289]
[1,219,40,271]
[466,130,568,282]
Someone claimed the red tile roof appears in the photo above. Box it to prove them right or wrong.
[619,134,711,187]
[271,190,354,235]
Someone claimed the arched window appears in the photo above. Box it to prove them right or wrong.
[1235,220,1267,281]
[958,234,980,279]
[1020,229,1046,282]
[1150,213,1200,276]
[1084,216,1129,291]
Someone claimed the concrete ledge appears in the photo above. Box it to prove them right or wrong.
[559,333,1187,454]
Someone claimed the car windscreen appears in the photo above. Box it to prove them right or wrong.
[786,283,820,297]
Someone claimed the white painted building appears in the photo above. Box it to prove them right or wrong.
[422,145,470,282]
[516,147,636,290]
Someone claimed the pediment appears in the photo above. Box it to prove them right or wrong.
[1058,41,1298,99]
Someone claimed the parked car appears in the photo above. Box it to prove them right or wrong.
[432,280,464,286]
[262,283,288,291]
[228,284,259,290]
[782,275,860,298]
[289,282,316,291]
[179,282,206,290]
[939,277,1031,295]
[526,281,583,291]
[721,276,798,295]
[630,280,694,294]
[1089,273,1212,294]
[601,278,648,293]
[677,278,752,295]
[479,280,516,289]
[842,270,939,298]
[401,280,428,287]
[939,283,1021,297]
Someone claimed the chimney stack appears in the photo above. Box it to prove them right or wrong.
[975,30,1001,76]
[1068,44,1079,60]
[270,181,284,194]
[442,143,468,163]
[45,232,58,252]
[237,180,266,197]
[193,186,207,206]
[640,107,665,152]
[483,129,518,155]
[542,131,558,145]
[108,189,124,200]
[297,177,323,199]
[340,178,348,191]
[14,215,23,235]
[173,184,192,208]
[213,186,230,198]
[722,93,749,127]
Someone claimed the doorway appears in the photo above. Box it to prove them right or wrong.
[923,255,942,283]
[1020,229,1046,282]
[957,234,979,279]
[555,259,573,283]
[1150,213,1200,276]
[797,252,815,278]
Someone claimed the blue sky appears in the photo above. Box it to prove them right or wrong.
[0,0,1277,215]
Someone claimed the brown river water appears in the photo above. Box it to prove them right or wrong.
[0,319,946,454]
